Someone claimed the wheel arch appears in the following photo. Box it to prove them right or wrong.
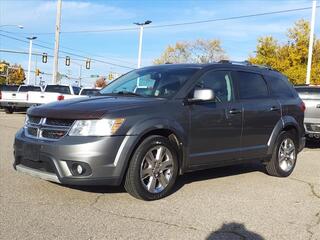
[118,119,188,184]
[267,116,300,155]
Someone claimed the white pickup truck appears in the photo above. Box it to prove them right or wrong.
[27,84,82,106]
[0,85,42,113]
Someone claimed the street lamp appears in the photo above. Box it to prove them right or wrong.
[26,36,37,85]
[134,20,152,68]
[0,24,24,29]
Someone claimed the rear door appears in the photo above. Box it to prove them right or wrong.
[188,70,242,166]
[232,71,281,159]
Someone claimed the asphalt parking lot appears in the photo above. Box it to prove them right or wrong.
[0,111,319,240]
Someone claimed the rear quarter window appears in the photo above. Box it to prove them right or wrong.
[233,71,269,99]
[266,75,295,98]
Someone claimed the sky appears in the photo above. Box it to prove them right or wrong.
[0,0,319,87]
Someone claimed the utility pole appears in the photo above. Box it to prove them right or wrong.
[306,0,317,85]
[26,36,37,85]
[52,0,62,84]
[134,20,152,68]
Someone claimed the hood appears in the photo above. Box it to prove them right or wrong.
[28,96,163,119]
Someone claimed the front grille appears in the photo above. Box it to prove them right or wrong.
[27,127,38,137]
[19,158,55,173]
[25,116,74,141]
[28,116,41,124]
[45,118,74,127]
[42,129,68,139]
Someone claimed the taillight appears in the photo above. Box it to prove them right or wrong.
[300,101,306,112]
[57,95,64,101]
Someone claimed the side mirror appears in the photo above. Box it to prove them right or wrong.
[187,88,215,104]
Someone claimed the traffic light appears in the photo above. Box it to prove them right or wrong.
[65,56,70,66]
[42,53,48,63]
[108,73,113,80]
[35,68,41,76]
[85,59,91,69]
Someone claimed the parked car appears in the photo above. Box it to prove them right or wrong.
[295,85,320,140]
[0,85,42,113]
[0,85,19,109]
[79,87,100,96]
[14,62,305,200]
[27,84,82,106]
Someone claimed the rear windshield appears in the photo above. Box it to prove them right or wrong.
[18,86,42,92]
[45,85,71,94]
[295,87,320,94]
[0,85,19,91]
[80,89,99,96]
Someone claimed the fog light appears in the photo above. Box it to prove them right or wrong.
[76,164,83,174]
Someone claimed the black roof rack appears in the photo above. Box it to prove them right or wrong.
[218,59,276,71]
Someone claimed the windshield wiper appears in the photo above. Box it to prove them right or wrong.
[112,91,142,97]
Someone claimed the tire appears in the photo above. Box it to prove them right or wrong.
[4,107,14,114]
[266,131,297,177]
[124,135,179,200]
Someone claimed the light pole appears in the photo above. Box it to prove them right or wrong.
[306,0,317,85]
[0,24,24,29]
[52,0,62,84]
[26,36,37,85]
[134,20,152,68]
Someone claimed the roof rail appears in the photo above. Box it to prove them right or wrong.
[218,59,275,71]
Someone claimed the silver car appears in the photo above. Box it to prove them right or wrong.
[295,86,320,140]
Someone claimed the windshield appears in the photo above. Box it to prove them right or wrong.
[99,67,198,98]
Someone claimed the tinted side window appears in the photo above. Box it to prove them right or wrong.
[267,75,294,98]
[235,71,269,99]
[195,70,234,102]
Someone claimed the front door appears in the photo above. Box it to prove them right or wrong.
[188,70,242,166]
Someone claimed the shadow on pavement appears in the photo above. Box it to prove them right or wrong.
[206,222,265,240]
[65,162,265,195]
[172,162,265,194]
[305,139,320,149]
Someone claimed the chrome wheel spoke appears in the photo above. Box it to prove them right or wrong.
[159,172,168,188]
[141,167,153,180]
[145,152,156,167]
[147,176,157,192]
[160,159,173,171]
[155,146,166,162]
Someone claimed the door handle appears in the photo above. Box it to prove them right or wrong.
[229,109,242,114]
[269,106,280,111]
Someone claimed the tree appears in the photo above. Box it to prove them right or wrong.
[249,19,320,85]
[154,39,227,64]
[0,61,25,85]
[95,76,107,88]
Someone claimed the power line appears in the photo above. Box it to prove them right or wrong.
[0,33,134,69]
[4,6,319,35]
[35,39,136,66]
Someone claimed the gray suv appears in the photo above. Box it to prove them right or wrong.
[14,62,305,200]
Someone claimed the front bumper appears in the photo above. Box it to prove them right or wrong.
[304,119,320,138]
[1,101,33,108]
[14,128,138,186]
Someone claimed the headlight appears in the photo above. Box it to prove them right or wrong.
[68,118,125,136]
[24,115,29,126]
